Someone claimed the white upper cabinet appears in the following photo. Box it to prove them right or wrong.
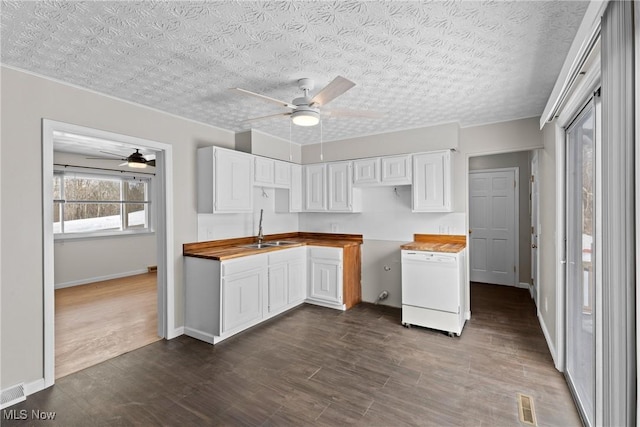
[197,146,253,213]
[274,161,291,187]
[381,155,412,185]
[327,162,353,211]
[289,164,302,212]
[353,158,380,185]
[304,164,327,211]
[274,163,302,213]
[254,157,275,186]
[412,150,453,212]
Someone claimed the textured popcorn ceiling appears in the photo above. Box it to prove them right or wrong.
[1,1,588,144]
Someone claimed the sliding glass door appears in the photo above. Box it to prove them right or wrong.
[565,97,597,427]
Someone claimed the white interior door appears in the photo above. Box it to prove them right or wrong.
[530,150,540,304]
[469,169,517,286]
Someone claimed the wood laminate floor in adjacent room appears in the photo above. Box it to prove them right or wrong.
[55,272,160,379]
[6,282,580,426]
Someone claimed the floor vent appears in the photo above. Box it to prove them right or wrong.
[517,393,537,426]
[1,383,25,409]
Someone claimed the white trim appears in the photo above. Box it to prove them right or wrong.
[23,379,45,397]
[42,120,176,387]
[54,269,149,289]
[538,310,559,369]
[518,282,531,290]
[552,48,602,377]
[540,1,608,128]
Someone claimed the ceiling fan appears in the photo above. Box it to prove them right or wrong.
[87,149,155,168]
[230,76,381,126]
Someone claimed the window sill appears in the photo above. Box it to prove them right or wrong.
[54,229,155,242]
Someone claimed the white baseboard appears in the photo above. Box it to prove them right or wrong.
[24,378,45,396]
[517,282,531,289]
[55,269,150,289]
[168,326,184,339]
[537,309,559,370]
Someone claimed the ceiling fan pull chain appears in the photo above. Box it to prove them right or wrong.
[320,118,324,161]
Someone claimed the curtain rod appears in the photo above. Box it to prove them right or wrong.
[54,163,156,176]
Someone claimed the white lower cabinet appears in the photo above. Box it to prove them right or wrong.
[222,268,264,333]
[306,246,344,309]
[288,259,306,304]
[185,248,308,344]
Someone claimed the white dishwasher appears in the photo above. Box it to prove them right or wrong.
[401,249,466,336]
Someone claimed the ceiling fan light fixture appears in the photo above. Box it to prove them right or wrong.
[291,109,320,126]
[128,159,147,168]
[127,150,148,168]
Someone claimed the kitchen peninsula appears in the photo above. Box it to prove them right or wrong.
[183,232,362,344]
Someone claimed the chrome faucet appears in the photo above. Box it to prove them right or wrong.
[257,209,264,244]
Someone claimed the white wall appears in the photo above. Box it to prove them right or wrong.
[469,151,533,285]
[538,123,558,348]
[197,187,299,240]
[236,129,302,164]
[1,66,235,390]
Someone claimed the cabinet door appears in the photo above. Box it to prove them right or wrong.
[381,155,412,185]
[353,158,380,185]
[288,259,307,304]
[327,162,352,211]
[215,149,253,213]
[268,263,288,314]
[309,258,341,304]
[304,164,326,211]
[254,157,275,186]
[274,161,291,187]
[222,269,264,333]
[412,151,452,212]
[290,164,302,212]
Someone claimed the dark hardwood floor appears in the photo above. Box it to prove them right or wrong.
[3,283,580,426]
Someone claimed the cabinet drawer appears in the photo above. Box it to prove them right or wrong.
[268,247,306,264]
[308,246,343,260]
[221,254,267,276]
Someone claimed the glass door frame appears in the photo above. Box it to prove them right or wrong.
[563,93,601,427]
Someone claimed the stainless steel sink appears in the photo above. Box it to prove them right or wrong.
[264,241,299,247]
[240,243,272,249]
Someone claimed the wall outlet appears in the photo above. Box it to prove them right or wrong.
[330,223,339,233]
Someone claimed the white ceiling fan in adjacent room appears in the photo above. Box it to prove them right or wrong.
[230,76,382,127]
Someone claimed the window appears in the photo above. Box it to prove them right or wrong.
[54,171,152,237]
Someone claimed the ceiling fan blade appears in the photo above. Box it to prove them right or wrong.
[146,159,156,167]
[230,88,296,109]
[119,161,128,166]
[86,156,126,160]
[310,76,356,107]
[322,109,383,118]
[241,112,291,124]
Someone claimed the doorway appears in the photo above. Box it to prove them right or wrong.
[42,120,176,388]
[468,168,518,286]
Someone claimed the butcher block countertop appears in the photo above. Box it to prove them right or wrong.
[400,234,467,253]
[184,232,363,261]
